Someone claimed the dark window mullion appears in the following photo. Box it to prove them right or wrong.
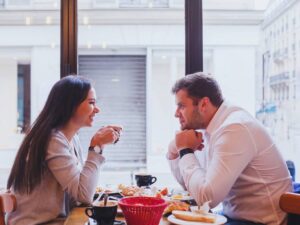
[185,0,203,75]
[61,0,77,78]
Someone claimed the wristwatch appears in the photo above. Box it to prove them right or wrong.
[179,148,194,158]
[88,145,103,154]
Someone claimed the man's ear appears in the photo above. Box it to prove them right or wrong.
[198,97,210,112]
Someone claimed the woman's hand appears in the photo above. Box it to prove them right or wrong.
[90,125,123,148]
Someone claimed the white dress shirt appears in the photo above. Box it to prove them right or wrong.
[168,101,292,225]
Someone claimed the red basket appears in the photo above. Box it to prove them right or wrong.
[118,196,167,225]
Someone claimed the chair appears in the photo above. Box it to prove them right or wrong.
[286,160,295,181]
[279,192,300,225]
[0,191,17,225]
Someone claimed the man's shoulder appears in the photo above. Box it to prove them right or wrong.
[219,109,254,129]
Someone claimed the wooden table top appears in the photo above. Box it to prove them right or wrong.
[64,207,171,225]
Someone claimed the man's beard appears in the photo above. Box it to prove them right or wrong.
[181,108,205,130]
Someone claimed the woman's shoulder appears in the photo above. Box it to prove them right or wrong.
[46,130,71,156]
[49,130,69,146]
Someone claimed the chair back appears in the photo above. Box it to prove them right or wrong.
[286,160,295,181]
[279,192,300,225]
[0,191,17,225]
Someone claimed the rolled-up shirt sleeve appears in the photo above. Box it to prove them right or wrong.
[179,124,256,208]
[46,135,105,204]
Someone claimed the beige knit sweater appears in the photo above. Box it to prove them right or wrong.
[7,130,105,225]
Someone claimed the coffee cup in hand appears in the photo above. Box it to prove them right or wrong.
[135,174,157,187]
[85,200,118,225]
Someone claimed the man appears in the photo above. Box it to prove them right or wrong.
[167,72,292,225]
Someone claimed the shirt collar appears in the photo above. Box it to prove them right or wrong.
[205,100,241,136]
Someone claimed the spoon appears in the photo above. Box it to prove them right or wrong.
[103,193,109,206]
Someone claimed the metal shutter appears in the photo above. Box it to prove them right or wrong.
[78,55,146,171]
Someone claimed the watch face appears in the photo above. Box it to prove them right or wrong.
[94,145,102,154]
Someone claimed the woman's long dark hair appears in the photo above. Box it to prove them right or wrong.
[7,75,91,194]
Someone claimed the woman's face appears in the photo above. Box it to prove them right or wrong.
[72,88,100,128]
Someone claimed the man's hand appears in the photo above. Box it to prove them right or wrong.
[167,130,204,160]
[175,130,204,151]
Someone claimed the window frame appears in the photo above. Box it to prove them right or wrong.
[60,0,203,78]
[61,0,77,77]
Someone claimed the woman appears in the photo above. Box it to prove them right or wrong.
[7,75,122,225]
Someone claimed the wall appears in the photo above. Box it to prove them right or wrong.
[0,58,17,147]
[30,47,60,120]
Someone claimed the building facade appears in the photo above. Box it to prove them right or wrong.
[258,0,300,175]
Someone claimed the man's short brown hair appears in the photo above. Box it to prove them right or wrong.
[172,72,223,107]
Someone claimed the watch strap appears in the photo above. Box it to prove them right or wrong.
[179,148,194,158]
[88,145,103,154]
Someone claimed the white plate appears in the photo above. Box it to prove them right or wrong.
[167,214,227,225]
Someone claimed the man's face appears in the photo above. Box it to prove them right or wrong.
[175,89,206,130]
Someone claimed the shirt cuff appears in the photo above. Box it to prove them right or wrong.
[179,148,194,158]
[87,151,105,165]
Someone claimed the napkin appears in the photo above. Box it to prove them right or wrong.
[199,200,211,213]
[190,200,211,214]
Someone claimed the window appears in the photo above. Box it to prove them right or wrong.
[1,0,200,189]
[77,0,186,187]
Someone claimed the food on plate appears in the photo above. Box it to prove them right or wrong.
[172,210,216,223]
[153,187,166,198]
[171,194,184,200]
[163,201,190,215]
[118,184,141,196]
[155,192,162,198]
[159,187,168,196]
[170,191,192,200]
[95,186,115,194]
[95,187,103,193]
[117,184,126,191]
